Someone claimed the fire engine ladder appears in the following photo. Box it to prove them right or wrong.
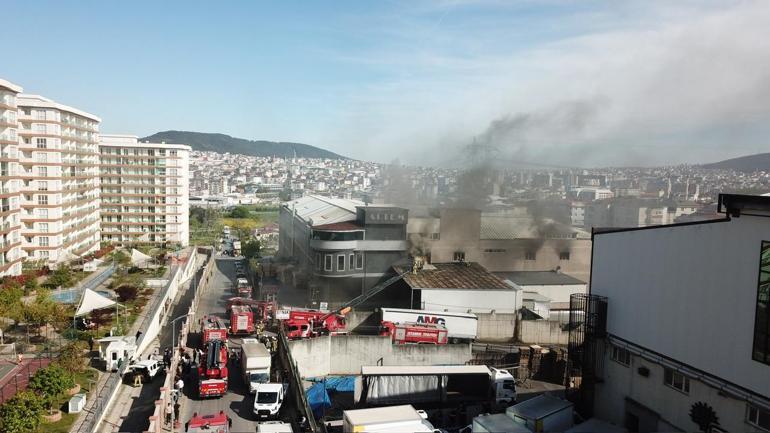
[322,269,412,320]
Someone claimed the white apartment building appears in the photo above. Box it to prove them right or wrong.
[99,135,190,247]
[585,193,770,432]
[17,94,101,265]
[0,79,24,276]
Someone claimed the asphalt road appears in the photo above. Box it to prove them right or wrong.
[180,256,296,433]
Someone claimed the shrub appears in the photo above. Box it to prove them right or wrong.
[47,265,74,288]
[0,390,44,433]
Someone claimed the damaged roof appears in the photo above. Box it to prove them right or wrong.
[394,262,511,290]
[496,271,586,286]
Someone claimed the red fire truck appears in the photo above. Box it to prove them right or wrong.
[284,309,347,339]
[380,321,448,345]
[201,316,228,344]
[198,339,229,398]
[226,297,276,322]
[185,411,232,433]
[229,304,255,335]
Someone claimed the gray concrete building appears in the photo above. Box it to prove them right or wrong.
[278,195,408,307]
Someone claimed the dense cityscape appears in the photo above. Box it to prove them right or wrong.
[1,2,770,433]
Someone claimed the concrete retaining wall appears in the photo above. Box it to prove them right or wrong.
[518,320,569,345]
[476,312,516,342]
[289,335,472,378]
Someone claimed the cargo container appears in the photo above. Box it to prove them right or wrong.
[380,307,478,341]
[507,394,573,433]
[343,405,440,433]
[472,413,532,433]
[354,365,515,407]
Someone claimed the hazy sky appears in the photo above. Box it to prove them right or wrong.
[3,0,770,167]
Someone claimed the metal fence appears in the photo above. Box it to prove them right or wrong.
[0,352,53,404]
[50,264,116,304]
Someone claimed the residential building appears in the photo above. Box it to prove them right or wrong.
[17,94,101,264]
[99,135,190,247]
[278,195,408,306]
[582,194,770,432]
[0,79,23,276]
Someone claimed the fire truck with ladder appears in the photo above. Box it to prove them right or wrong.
[229,304,255,335]
[198,339,229,398]
[226,297,276,323]
[283,263,419,339]
[200,316,228,344]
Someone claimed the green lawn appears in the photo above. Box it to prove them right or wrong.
[38,368,98,433]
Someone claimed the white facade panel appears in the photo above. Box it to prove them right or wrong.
[591,215,770,397]
[419,289,520,314]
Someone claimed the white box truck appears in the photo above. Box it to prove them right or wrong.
[343,405,440,432]
[241,340,271,394]
[472,413,531,433]
[355,365,516,407]
[380,308,478,341]
[253,383,286,420]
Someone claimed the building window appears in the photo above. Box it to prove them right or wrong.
[37,167,47,177]
[349,253,354,270]
[337,254,345,272]
[39,223,48,233]
[560,252,571,260]
[39,250,49,258]
[37,195,48,205]
[324,255,332,271]
[429,232,440,240]
[663,367,690,394]
[610,345,631,367]
[36,152,47,163]
[36,138,47,148]
[38,236,49,247]
[315,253,321,270]
[35,123,46,132]
[38,181,47,191]
[355,252,363,269]
[754,241,770,365]
[525,252,537,261]
[484,249,506,253]
[453,251,465,262]
[37,209,48,218]
[747,404,770,431]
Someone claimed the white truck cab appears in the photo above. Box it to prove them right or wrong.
[253,383,285,419]
[489,367,516,405]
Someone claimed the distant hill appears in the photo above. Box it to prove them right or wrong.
[702,153,770,172]
[140,131,347,159]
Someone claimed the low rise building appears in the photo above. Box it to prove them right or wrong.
[580,193,770,432]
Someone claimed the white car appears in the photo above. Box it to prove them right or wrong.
[254,383,285,419]
[124,359,162,381]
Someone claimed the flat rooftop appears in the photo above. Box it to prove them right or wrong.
[394,262,511,291]
[496,271,585,286]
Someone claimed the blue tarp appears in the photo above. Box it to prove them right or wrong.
[306,382,331,419]
[306,376,355,393]
[324,376,355,392]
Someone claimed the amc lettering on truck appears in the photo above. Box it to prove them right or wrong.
[380,308,478,342]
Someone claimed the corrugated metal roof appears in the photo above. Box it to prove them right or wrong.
[312,221,364,231]
[285,195,363,226]
[496,271,586,286]
[394,262,511,290]
[480,216,590,240]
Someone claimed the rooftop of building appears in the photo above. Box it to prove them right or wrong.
[496,270,586,286]
[311,221,364,231]
[480,215,590,240]
[100,134,192,151]
[17,94,101,122]
[284,195,364,226]
[394,261,511,290]
[0,78,22,93]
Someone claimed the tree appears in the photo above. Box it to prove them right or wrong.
[0,391,44,433]
[242,239,261,259]
[0,284,23,325]
[29,364,75,413]
[111,250,131,268]
[22,271,39,294]
[229,206,251,219]
[89,308,112,333]
[47,265,74,288]
[58,342,86,373]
